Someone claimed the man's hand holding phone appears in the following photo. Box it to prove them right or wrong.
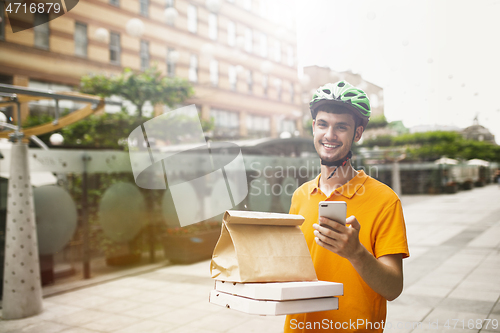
[314,201,364,261]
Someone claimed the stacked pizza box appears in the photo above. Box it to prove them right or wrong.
[209,280,343,316]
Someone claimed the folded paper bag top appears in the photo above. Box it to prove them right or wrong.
[210,210,318,283]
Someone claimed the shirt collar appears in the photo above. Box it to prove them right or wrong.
[310,170,369,199]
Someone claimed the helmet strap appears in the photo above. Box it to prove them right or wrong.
[321,151,353,180]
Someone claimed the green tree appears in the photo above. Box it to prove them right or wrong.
[360,131,500,162]
[365,115,388,130]
[80,66,193,118]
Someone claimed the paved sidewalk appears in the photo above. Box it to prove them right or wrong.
[1,185,499,333]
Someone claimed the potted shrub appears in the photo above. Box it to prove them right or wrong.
[161,220,221,264]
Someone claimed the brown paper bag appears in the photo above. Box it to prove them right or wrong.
[210,210,318,283]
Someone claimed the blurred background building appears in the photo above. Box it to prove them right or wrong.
[0,0,303,140]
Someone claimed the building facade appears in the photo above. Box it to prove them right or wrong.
[0,0,302,139]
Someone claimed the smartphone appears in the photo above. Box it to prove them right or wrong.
[318,201,346,229]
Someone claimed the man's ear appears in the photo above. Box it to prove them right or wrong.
[354,126,363,143]
[312,119,315,135]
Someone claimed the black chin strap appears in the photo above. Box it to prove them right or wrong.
[321,151,353,180]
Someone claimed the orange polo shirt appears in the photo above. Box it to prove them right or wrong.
[284,170,409,333]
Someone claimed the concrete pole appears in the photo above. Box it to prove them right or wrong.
[2,142,43,319]
[392,160,402,196]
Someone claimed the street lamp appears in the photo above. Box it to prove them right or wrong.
[94,28,109,43]
[164,7,178,25]
[49,133,64,146]
[126,18,145,37]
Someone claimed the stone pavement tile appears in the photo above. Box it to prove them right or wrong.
[468,226,500,248]
[151,307,212,326]
[403,283,454,298]
[50,309,110,326]
[491,302,500,315]
[111,319,178,333]
[225,316,285,333]
[418,273,468,289]
[8,321,70,333]
[59,328,104,333]
[121,303,173,319]
[79,313,141,332]
[130,289,172,303]
[73,295,115,309]
[95,286,144,299]
[417,226,468,246]
[156,260,211,277]
[32,304,84,321]
[101,277,146,289]
[127,279,176,291]
[167,325,220,333]
[436,298,495,316]
[91,299,142,314]
[153,293,206,308]
[391,294,443,309]
[46,291,93,305]
[155,282,197,294]
[423,308,485,331]
[0,316,41,333]
[181,283,214,297]
[186,310,252,332]
[386,304,432,322]
[409,328,478,333]
[185,298,226,314]
[447,287,500,303]
[484,314,500,332]
[457,280,500,294]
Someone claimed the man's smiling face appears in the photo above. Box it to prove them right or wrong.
[312,110,362,164]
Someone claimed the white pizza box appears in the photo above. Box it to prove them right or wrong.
[214,280,343,301]
[209,290,339,316]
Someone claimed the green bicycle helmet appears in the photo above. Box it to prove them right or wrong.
[310,81,371,129]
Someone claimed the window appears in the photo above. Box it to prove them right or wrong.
[246,114,270,137]
[167,48,176,77]
[274,40,281,63]
[281,119,296,134]
[140,40,149,71]
[0,2,5,40]
[262,75,268,96]
[243,0,252,11]
[259,33,267,58]
[228,65,237,91]
[227,21,235,46]
[109,0,119,6]
[211,108,240,137]
[208,13,218,40]
[140,0,149,16]
[275,78,282,100]
[74,22,88,57]
[259,0,268,18]
[244,28,252,53]
[34,14,50,50]
[226,0,235,3]
[189,54,198,82]
[210,59,218,86]
[289,82,295,103]
[165,0,174,7]
[247,70,253,93]
[287,45,294,66]
[187,5,197,33]
[110,32,121,64]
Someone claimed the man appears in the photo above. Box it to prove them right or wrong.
[284,81,409,332]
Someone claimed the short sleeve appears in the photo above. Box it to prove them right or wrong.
[373,200,410,259]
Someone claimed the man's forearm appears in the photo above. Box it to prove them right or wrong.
[349,248,403,301]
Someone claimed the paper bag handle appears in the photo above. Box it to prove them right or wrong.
[224,210,305,226]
